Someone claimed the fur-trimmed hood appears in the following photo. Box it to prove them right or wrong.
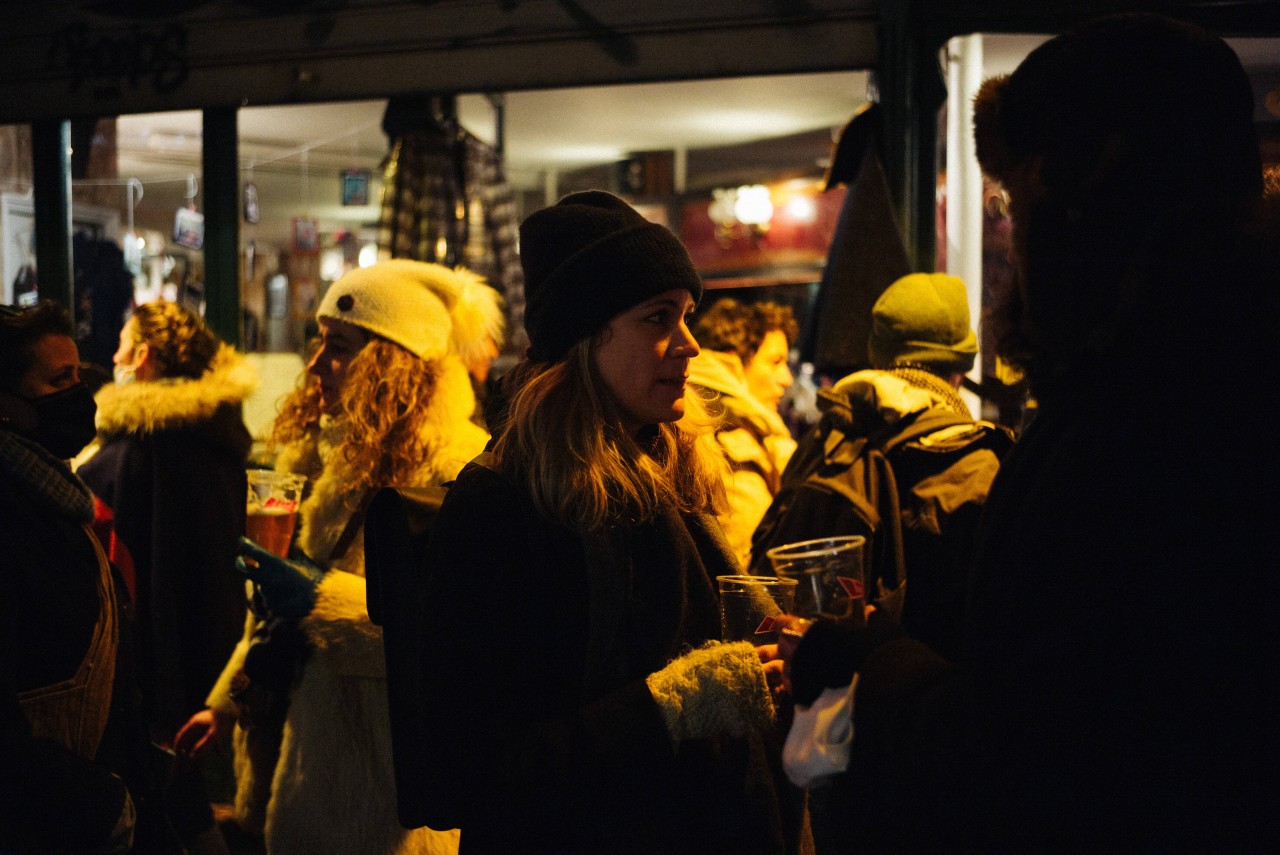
[93,344,257,438]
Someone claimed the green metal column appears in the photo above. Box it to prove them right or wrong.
[31,120,74,315]
[878,0,947,272]
[202,107,241,347]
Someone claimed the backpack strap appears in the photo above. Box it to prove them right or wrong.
[328,488,375,563]
[879,409,975,454]
[866,446,907,592]
[831,408,975,596]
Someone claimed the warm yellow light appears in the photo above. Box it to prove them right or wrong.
[320,248,345,282]
[733,185,774,226]
[783,195,817,223]
[709,188,739,228]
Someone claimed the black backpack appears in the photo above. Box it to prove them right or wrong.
[364,452,496,829]
[363,484,448,829]
[748,386,1013,651]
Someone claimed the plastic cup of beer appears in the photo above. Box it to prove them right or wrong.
[717,575,798,644]
[766,535,866,625]
[245,470,306,557]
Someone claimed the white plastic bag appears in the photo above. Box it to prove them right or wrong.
[782,675,857,788]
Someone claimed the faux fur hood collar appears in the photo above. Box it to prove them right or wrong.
[93,344,257,436]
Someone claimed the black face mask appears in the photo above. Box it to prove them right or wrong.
[23,383,97,459]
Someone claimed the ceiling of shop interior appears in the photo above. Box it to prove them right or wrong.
[115,69,882,250]
[110,32,1278,251]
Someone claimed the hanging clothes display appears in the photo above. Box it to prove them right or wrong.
[805,102,911,380]
[377,95,528,352]
[72,233,135,372]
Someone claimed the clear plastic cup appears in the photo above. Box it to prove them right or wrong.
[766,535,866,624]
[245,470,306,557]
[717,574,798,643]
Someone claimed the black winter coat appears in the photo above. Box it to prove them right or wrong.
[418,462,789,855]
[793,198,1280,852]
[825,389,1280,852]
[78,355,253,741]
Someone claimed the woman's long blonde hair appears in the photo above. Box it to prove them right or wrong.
[272,337,441,494]
[491,339,728,532]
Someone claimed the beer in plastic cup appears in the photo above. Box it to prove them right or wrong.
[245,470,306,557]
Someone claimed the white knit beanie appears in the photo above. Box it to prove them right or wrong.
[316,259,504,362]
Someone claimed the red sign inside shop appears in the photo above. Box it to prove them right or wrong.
[679,185,845,274]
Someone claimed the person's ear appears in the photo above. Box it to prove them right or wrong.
[134,341,159,381]
[0,389,37,432]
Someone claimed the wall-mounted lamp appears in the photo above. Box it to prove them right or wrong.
[709,184,774,245]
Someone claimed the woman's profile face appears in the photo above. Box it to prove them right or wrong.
[744,328,793,411]
[593,288,700,437]
[112,318,156,382]
[19,333,81,398]
[307,317,371,413]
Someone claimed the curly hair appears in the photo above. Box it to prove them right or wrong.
[129,301,220,379]
[491,342,728,533]
[0,301,74,392]
[271,337,441,495]
[1265,163,1280,197]
[691,298,798,366]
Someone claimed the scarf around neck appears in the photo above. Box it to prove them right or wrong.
[0,429,95,523]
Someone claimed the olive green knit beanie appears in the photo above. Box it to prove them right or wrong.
[867,273,977,374]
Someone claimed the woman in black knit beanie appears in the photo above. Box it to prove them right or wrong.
[417,190,792,854]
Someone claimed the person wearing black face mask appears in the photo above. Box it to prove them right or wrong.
[12,379,98,459]
[0,301,143,852]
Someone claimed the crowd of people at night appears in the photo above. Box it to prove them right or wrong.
[3,12,1278,854]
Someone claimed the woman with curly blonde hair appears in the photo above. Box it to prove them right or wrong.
[417,191,790,855]
[177,260,503,855]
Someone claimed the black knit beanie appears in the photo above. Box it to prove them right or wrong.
[973,13,1261,206]
[520,190,704,362]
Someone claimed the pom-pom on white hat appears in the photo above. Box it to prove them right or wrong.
[446,266,507,370]
[317,260,504,362]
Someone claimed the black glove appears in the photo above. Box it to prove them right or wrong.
[788,613,905,707]
[237,536,325,620]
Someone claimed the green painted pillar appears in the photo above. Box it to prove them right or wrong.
[31,120,74,315]
[878,0,947,272]
[202,107,241,347]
